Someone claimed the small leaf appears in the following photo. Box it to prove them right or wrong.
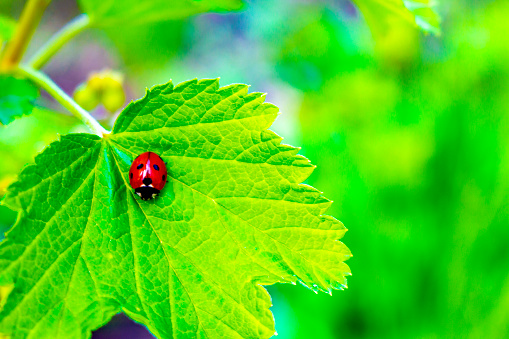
[0,79,351,338]
[0,76,39,126]
[352,0,441,36]
[79,0,244,27]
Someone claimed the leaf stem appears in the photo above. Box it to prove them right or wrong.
[28,14,91,70]
[0,0,51,71]
[17,66,110,137]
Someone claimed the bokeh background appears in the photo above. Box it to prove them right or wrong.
[1,0,509,338]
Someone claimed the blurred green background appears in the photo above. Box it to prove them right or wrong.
[1,0,509,338]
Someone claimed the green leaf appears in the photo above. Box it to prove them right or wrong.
[0,76,39,126]
[79,0,244,26]
[0,79,351,338]
[352,0,441,36]
[0,14,16,42]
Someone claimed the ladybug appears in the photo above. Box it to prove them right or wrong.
[129,152,167,200]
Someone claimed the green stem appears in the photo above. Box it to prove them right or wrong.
[17,66,110,137]
[0,0,51,71]
[28,14,91,70]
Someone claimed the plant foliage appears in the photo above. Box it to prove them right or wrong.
[79,0,244,26]
[0,76,39,125]
[353,0,441,36]
[0,79,351,338]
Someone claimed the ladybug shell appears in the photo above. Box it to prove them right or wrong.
[129,152,167,199]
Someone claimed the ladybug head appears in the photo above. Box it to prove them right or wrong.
[135,186,159,200]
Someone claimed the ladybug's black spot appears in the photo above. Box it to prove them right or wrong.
[143,177,152,186]
[137,164,143,169]
[153,164,159,170]
[162,175,166,181]
[130,172,133,179]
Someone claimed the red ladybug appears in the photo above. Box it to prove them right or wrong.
[129,152,167,200]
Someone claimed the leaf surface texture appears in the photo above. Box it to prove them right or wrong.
[0,79,351,338]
